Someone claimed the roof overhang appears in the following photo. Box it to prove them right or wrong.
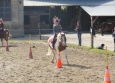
[24,0,68,6]
[24,0,115,17]
[81,5,115,16]
[24,0,115,6]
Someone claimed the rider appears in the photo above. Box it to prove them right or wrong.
[52,19,62,49]
[53,16,62,29]
[0,18,5,34]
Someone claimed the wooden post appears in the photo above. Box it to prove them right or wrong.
[91,16,94,48]
[39,28,41,40]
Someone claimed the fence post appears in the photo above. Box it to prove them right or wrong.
[39,28,41,40]
[91,16,94,48]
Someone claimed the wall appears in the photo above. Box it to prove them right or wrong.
[81,8,91,31]
[4,0,24,37]
[50,6,79,31]
[24,6,50,34]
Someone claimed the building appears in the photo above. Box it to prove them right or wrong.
[0,0,24,37]
[0,0,115,37]
[24,0,115,34]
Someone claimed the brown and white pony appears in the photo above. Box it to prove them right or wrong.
[47,32,69,64]
[100,21,115,35]
[0,28,11,46]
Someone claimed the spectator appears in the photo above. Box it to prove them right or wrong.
[112,27,115,51]
[75,21,82,46]
[90,27,96,37]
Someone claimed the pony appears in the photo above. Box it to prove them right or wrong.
[100,22,115,35]
[0,28,11,46]
[47,32,69,65]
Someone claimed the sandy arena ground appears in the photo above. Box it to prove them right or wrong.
[0,41,115,83]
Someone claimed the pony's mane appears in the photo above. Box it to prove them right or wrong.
[57,32,65,40]
[57,32,64,36]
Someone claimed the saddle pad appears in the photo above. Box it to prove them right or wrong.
[49,38,57,44]
[0,29,6,34]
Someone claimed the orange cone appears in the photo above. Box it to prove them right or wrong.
[56,52,63,68]
[6,41,9,51]
[29,46,33,59]
[104,66,111,83]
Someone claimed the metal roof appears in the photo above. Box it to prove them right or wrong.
[24,0,115,6]
[81,5,115,16]
[24,0,115,16]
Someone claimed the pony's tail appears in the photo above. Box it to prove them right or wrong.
[46,46,52,56]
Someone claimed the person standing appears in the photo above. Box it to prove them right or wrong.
[90,26,96,37]
[75,21,82,46]
[112,27,115,51]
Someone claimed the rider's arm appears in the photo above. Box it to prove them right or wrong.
[54,26,57,33]
[1,23,4,28]
[59,24,62,29]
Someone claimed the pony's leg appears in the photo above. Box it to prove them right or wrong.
[51,49,57,63]
[1,38,3,46]
[55,48,60,61]
[63,49,69,65]
[52,48,59,63]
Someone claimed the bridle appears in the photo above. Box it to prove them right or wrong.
[60,33,66,46]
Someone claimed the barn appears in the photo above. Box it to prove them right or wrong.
[0,0,115,37]
[24,0,115,34]
[0,0,24,37]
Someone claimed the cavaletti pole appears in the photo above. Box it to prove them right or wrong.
[29,34,33,59]
[106,46,108,66]
[103,46,111,83]
[6,41,9,51]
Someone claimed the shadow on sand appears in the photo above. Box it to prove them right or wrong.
[0,45,18,48]
[63,64,91,69]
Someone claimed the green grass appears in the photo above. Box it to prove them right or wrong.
[9,40,47,42]
[67,43,115,55]
[9,39,115,55]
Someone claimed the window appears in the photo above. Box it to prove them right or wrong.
[0,0,11,21]
[40,15,49,24]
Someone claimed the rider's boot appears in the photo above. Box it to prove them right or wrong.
[2,29,5,34]
[52,38,55,49]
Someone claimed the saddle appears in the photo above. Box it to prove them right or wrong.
[49,37,57,44]
[0,28,6,34]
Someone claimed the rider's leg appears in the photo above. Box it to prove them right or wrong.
[2,28,4,34]
[52,39,55,49]
[52,34,56,49]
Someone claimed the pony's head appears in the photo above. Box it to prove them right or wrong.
[57,32,66,46]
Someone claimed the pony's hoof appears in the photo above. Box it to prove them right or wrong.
[32,46,35,48]
[51,61,54,63]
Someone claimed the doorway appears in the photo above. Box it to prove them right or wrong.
[24,15,40,34]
